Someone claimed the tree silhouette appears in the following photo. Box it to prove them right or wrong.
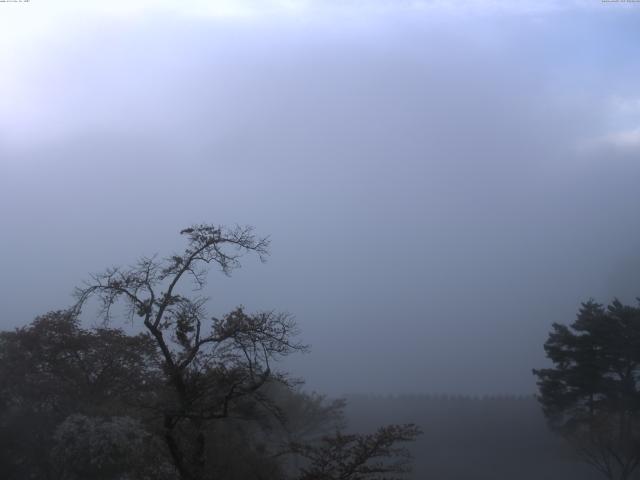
[0,311,160,479]
[291,424,421,480]
[72,224,305,480]
[533,299,640,480]
[67,223,420,480]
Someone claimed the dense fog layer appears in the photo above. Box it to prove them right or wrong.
[2,1,640,396]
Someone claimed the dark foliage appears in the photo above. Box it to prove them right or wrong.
[0,311,161,479]
[534,299,640,480]
[0,223,420,480]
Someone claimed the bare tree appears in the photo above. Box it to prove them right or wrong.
[290,424,422,480]
[73,224,307,480]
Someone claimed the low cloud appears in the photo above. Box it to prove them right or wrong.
[599,126,640,150]
[2,0,640,396]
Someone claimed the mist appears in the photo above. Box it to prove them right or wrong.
[2,0,640,400]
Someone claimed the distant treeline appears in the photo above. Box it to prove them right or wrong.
[344,394,600,480]
[348,393,535,401]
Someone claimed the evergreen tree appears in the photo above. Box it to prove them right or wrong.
[534,299,640,480]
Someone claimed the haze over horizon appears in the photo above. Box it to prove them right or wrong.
[2,0,640,396]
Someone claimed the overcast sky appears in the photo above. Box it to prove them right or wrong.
[2,0,640,396]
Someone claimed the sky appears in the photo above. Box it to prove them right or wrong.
[2,0,640,396]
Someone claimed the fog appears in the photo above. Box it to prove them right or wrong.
[2,0,640,397]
